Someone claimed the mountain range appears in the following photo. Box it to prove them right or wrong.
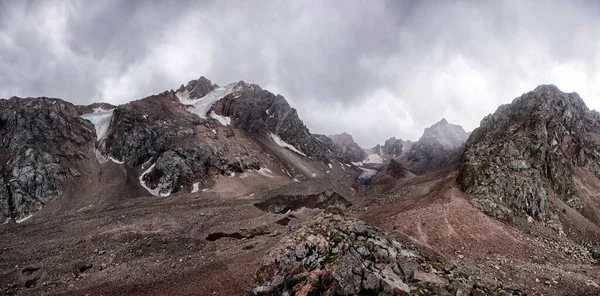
[1,78,599,295]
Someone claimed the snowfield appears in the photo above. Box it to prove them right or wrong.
[176,82,240,119]
[210,111,231,126]
[363,153,384,164]
[80,108,114,141]
[270,133,307,156]
[191,182,200,193]
[138,164,171,197]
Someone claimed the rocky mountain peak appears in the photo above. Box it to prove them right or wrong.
[420,118,469,149]
[459,84,600,237]
[175,76,218,100]
[399,119,467,175]
[328,132,366,163]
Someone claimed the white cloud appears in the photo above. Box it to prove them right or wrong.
[1,0,599,147]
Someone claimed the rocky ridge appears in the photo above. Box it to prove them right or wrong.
[458,85,600,238]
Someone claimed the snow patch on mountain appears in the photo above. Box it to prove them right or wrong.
[176,82,239,119]
[270,133,307,156]
[363,153,383,164]
[109,156,124,164]
[80,108,114,141]
[139,164,171,197]
[191,182,200,193]
[257,167,274,178]
[16,213,34,223]
[210,111,231,126]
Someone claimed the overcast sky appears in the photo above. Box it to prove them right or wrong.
[1,0,600,147]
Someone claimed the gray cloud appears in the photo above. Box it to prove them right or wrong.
[1,0,599,147]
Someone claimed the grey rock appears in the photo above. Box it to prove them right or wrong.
[251,214,428,295]
[401,118,468,175]
[0,97,95,222]
[329,132,367,163]
[458,84,600,233]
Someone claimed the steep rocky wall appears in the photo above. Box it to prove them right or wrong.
[329,133,367,163]
[213,83,335,161]
[0,97,95,222]
[458,85,600,232]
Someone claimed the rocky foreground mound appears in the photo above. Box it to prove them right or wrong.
[252,213,523,296]
[458,85,600,237]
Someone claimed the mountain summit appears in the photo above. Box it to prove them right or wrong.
[420,118,470,148]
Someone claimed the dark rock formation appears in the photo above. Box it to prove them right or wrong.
[174,76,217,100]
[0,97,95,222]
[140,146,219,196]
[458,85,600,233]
[329,132,367,162]
[381,137,404,158]
[212,82,336,161]
[386,159,408,178]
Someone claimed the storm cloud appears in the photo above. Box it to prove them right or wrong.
[1,0,599,147]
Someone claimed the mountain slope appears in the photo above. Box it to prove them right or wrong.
[0,77,347,223]
[458,85,600,241]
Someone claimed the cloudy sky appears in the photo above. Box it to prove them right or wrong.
[1,0,599,147]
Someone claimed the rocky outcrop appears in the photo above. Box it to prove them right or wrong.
[252,213,435,295]
[0,97,95,222]
[402,119,468,175]
[458,85,600,233]
[329,133,366,163]
[140,146,219,196]
[252,213,523,296]
[380,137,404,158]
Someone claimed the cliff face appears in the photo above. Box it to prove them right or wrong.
[328,133,366,163]
[458,85,600,234]
[0,98,96,221]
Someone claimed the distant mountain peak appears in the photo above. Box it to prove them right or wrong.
[420,118,468,149]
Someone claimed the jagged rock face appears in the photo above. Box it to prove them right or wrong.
[458,85,600,232]
[329,133,366,162]
[382,137,404,158]
[252,214,432,295]
[212,83,335,161]
[141,146,219,196]
[0,97,95,222]
[402,119,467,175]
[174,76,217,101]
[105,107,198,167]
